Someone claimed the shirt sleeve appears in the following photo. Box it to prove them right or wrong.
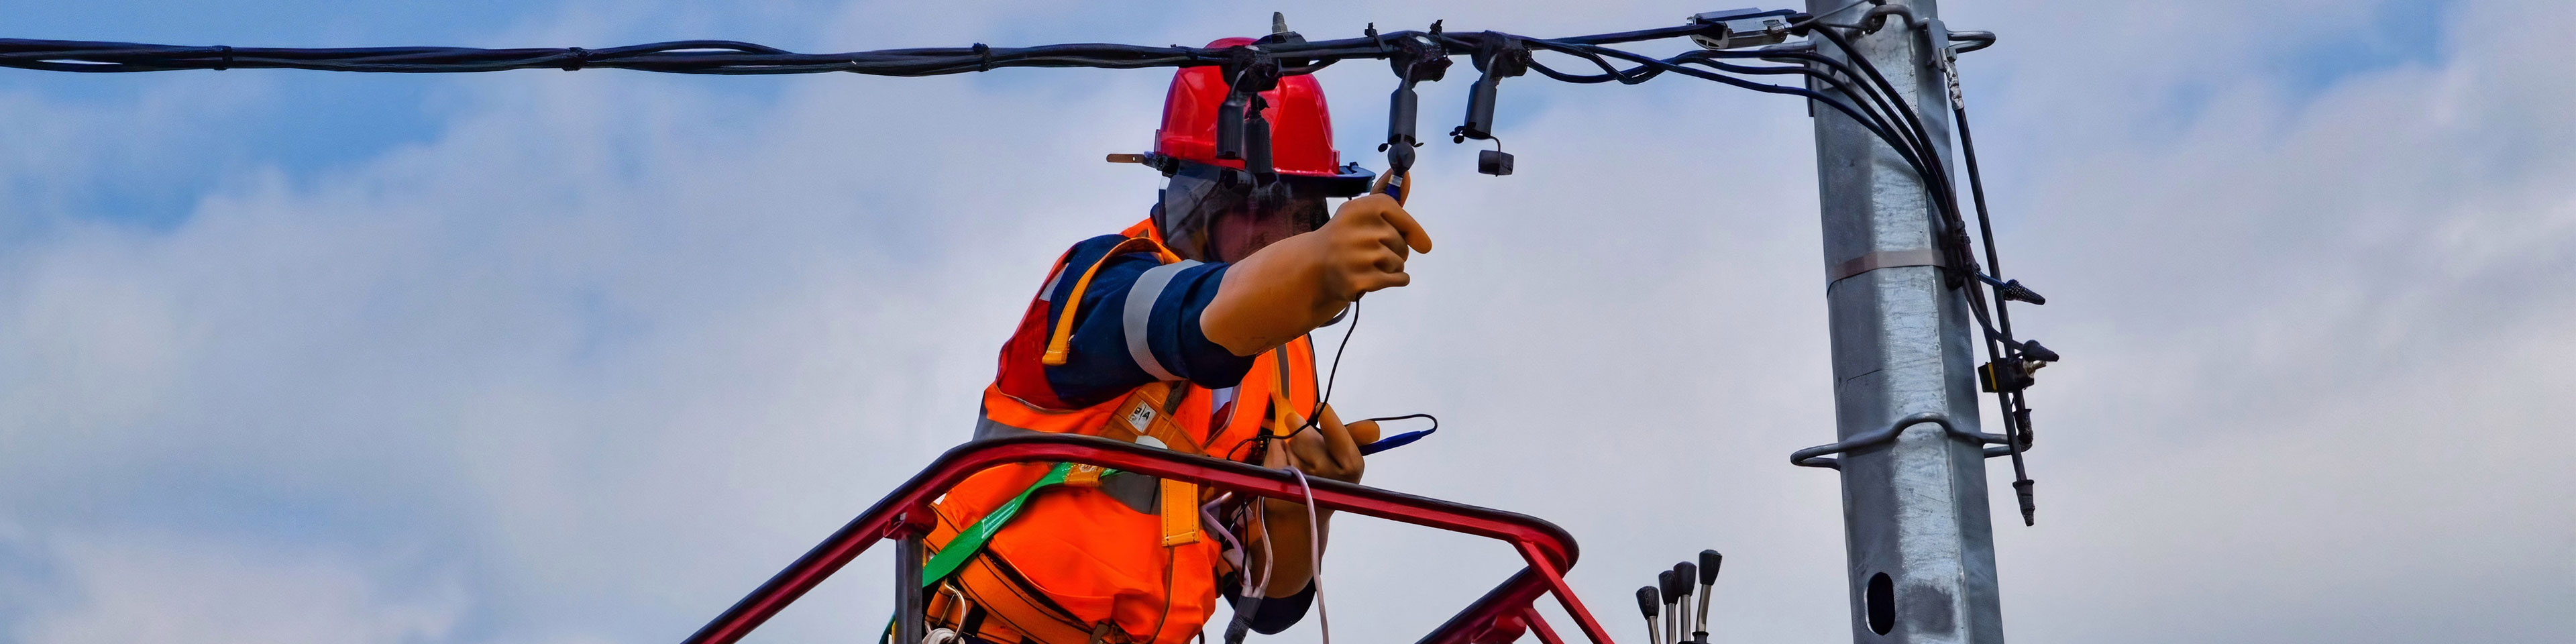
[1038,234,1258,409]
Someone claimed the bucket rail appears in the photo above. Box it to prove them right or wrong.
[681,433,1613,644]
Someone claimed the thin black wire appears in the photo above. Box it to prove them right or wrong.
[1517,40,1939,188]
[1288,300,1360,440]
[1355,413,1436,431]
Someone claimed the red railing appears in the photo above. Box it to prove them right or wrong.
[680,433,1614,644]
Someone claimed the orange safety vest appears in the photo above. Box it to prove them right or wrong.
[926,219,1319,644]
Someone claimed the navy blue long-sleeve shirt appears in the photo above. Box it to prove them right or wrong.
[1032,233,1258,409]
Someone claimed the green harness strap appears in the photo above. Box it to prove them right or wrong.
[918,461,1076,586]
[883,462,1085,644]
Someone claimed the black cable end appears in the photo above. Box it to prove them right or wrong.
[1996,278,2045,305]
[2017,339,2059,363]
[2013,478,2036,526]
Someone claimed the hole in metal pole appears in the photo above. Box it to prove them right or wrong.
[1865,572,1894,635]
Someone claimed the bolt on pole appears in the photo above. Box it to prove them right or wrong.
[1801,0,2008,642]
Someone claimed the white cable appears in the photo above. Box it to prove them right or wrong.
[1281,451,1330,644]
[1251,502,1273,599]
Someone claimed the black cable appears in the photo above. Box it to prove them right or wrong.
[1354,413,1435,429]
[1289,300,1360,439]
[1946,61,2039,523]
[1796,26,2039,513]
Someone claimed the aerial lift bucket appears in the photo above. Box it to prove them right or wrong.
[681,433,1617,644]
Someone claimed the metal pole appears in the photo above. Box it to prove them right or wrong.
[896,530,926,644]
[1801,1,2006,642]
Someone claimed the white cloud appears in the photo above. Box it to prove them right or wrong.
[3,532,463,644]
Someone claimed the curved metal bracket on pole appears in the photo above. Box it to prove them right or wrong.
[1947,30,1996,54]
[1789,411,2012,470]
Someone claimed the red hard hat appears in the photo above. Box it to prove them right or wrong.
[1148,38,1372,195]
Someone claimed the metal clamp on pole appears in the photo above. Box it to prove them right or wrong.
[1788,412,2012,470]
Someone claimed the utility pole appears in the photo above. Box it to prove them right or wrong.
[1802,0,2007,642]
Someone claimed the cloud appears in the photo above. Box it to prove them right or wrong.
[0,1,2569,643]
[3,531,464,644]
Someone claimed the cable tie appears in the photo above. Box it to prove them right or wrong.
[215,45,232,70]
[562,47,588,71]
[972,43,991,72]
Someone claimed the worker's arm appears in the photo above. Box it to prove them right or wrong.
[1201,194,1432,356]
[1246,405,1376,598]
[1006,235,1260,409]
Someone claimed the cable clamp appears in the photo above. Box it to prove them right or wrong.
[561,47,588,71]
[215,45,233,70]
[972,43,991,72]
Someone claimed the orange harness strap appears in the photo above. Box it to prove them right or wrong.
[1040,236,1180,366]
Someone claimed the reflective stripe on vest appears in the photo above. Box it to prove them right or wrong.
[1122,259,1201,382]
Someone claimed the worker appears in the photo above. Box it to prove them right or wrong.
[912,36,1433,644]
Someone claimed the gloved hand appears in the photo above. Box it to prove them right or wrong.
[1271,405,1371,484]
[1202,190,1432,356]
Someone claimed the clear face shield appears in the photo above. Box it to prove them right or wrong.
[1155,163,1332,262]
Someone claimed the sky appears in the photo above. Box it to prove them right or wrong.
[1,1,2569,643]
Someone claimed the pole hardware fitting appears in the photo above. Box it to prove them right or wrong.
[1977,358,2037,393]
[1378,21,1450,180]
[1790,413,2013,470]
[1947,30,1997,54]
[1450,34,1527,176]
[1978,339,2057,393]
[1685,8,1796,50]
[1255,13,1316,70]
[1215,45,1287,206]
[1860,3,1922,35]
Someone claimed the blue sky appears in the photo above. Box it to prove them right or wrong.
[2,1,2568,643]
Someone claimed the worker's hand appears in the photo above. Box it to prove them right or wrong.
[1280,406,1366,485]
[1202,193,1434,356]
[1314,193,1434,305]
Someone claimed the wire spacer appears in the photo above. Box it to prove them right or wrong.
[214,45,233,70]
[561,47,588,71]
[972,43,991,71]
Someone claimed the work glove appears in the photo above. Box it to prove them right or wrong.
[1202,186,1432,356]
[1269,405,1371,485]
